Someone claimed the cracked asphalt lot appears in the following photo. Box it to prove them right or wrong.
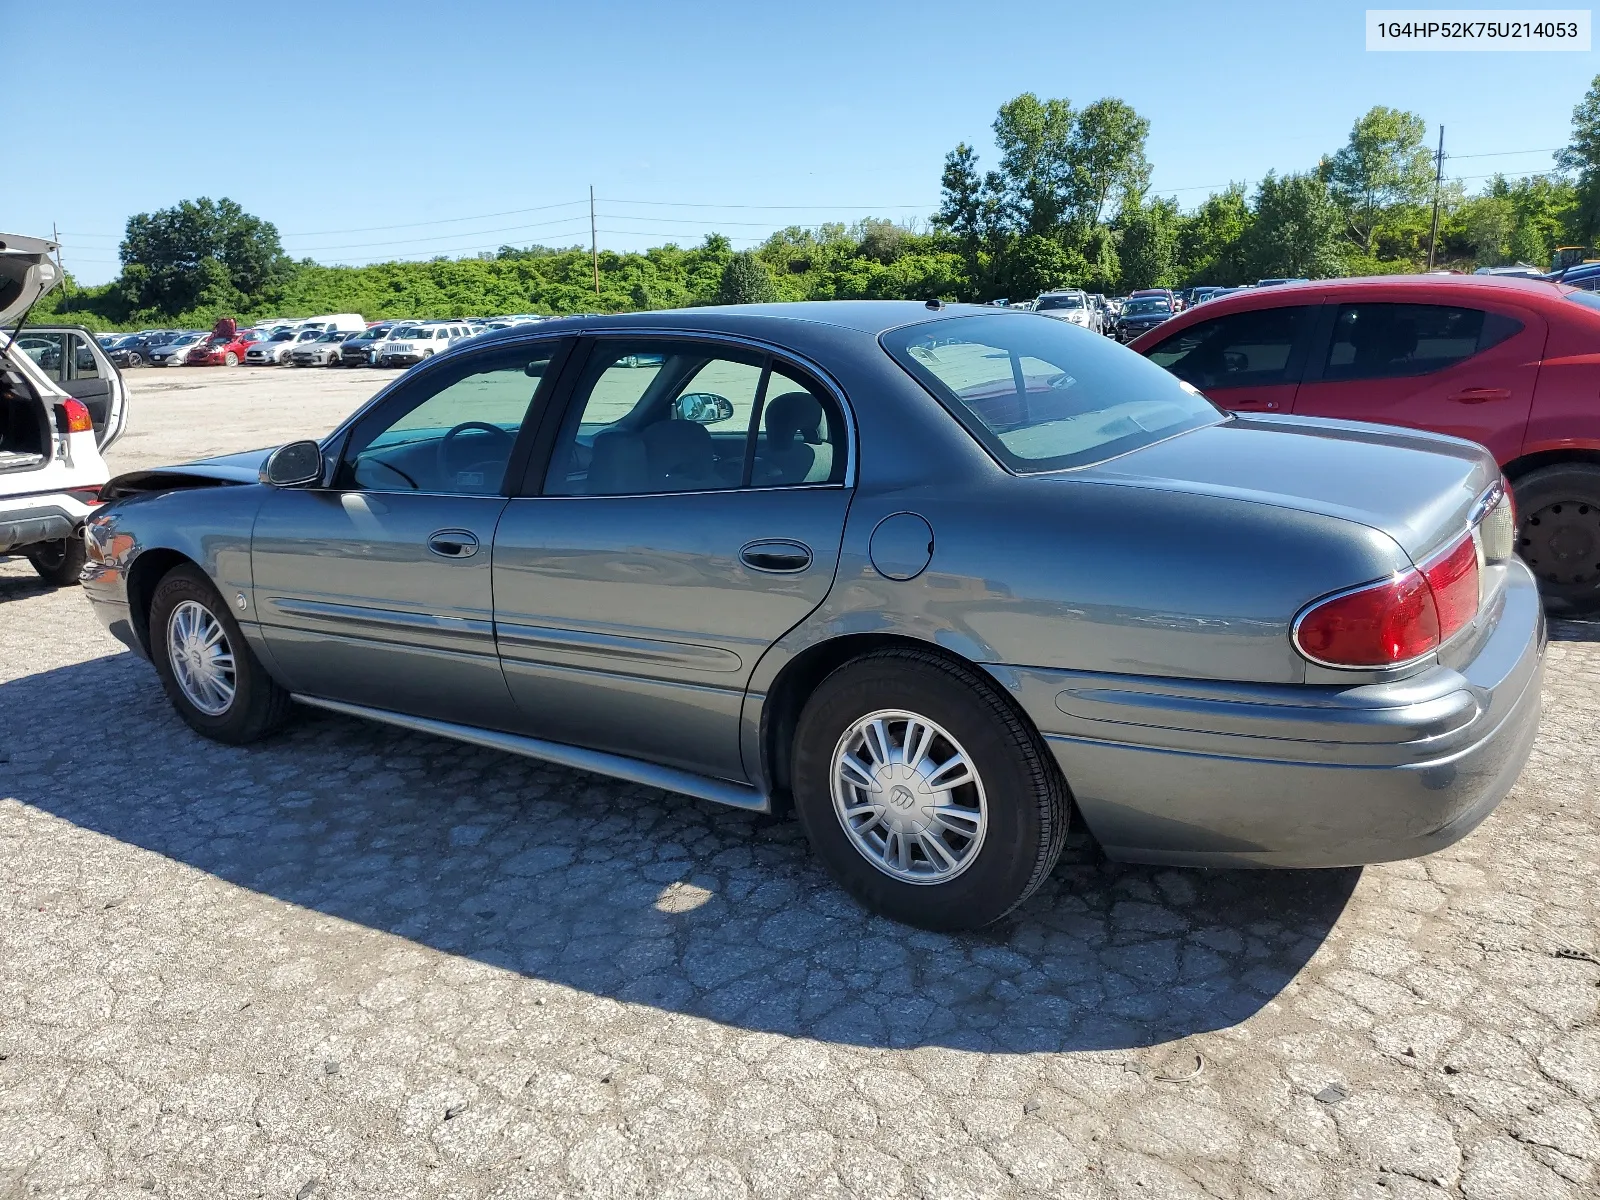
[2,367,1598,1198]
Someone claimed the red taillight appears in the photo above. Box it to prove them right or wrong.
[1294,569,1440,667]
[60,398,93,434]
[1294,533,1481,669]
[1422,534,1480,643]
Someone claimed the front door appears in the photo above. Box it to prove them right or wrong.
[493,339,852,781]
[252,343,563,728]
[1141,304,1318,415]
[1289,299,1544,466]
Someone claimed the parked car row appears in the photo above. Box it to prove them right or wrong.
[93,314,548,370]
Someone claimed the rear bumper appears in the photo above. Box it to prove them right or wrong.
[995,562,1547,867]
[0,494,96,555]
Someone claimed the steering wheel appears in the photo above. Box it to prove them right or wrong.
[437,421,516,487]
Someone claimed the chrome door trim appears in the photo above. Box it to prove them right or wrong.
[496,620,745,672]
[293,694,771,813]
[267,596,494,638]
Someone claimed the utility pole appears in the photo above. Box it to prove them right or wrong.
[52,223,70,313]
[1426,125,1445,271]
[590,186,600,295]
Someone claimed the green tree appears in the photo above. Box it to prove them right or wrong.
[1238,173,1346,280]
[118,197,292,317]
[716,250,779,304]
[1556,74,1600,245]
[1117,197,1182,289]
[1066,98,1152,229]
[1001,234,1086,297]
[1321,106,1436,256]
[1174,183,1252,284]
[991,93,1077,235]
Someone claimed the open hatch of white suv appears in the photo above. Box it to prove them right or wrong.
[0,232,124,585]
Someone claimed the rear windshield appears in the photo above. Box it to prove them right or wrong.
[883,313,1222,473]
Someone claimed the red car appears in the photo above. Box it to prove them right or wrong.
[185,330,261,367]
[1131,274,1600,613]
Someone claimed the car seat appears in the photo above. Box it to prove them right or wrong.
[756,391,833,485]
[642,419,719,491]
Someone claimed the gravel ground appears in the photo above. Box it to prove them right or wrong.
[1,366,1598,1199]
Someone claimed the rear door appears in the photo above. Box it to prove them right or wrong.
[1141,304,1318,414]
[491,337,852,781]
[1290,297,1544,465]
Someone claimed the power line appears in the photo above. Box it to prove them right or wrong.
[598,197,928,210]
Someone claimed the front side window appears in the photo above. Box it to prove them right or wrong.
[337,350,555,494]
[1322,303,1521,381]
[1146,306,1313,389]
[884,313,1221,473]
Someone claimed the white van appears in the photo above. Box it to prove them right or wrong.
[290,313,367,334]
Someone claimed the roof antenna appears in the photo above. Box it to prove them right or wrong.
[924,298,944,310]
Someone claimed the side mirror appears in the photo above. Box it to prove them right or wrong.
[673,392,735,424]
[260,439,323,487]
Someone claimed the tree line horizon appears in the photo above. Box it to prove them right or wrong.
[38,76,1600,331]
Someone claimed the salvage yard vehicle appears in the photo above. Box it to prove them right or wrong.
[82,301,1543,930]
[1,233,124,585]
[376,321,474,367]
[1131,274,1600,614]
[246,327,324,365]
[335,322,399,366]
[1034,289,1102,334]
[186,329,261,366]
[287,329,355,367]
[148,331,207,366]
[1113,295,1173,342]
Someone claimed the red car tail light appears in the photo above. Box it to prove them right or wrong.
[1294,570,1441,668]
[1293,532,1481,669]
[57,398,94,433]
[1422,534,1481,642]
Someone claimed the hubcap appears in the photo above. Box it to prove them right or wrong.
[167,600,236,716]
[831,709,987,885]
[1519,500,1600,587]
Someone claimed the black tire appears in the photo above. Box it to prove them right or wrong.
[25,537,87,586]
[148,564,293,744]
[1512,463,1600,616]
[791,648,1070,931]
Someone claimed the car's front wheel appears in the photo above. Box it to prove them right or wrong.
[792,648,1069,931]
[149,564,293,744]
[26,537,87,586]
[224,351,239,366]
[1515,463,1600,615]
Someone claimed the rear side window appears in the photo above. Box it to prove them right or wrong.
[1145,306,1314,389]
[1321,304,1522,382]
[883,313,1222,473]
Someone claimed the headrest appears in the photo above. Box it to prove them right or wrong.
[765,391,823,443]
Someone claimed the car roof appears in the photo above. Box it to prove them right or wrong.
[473,301,1004,348]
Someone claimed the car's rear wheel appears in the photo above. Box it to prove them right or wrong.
[26,537,86,586]
[224,351,239,366]
[149,564,293,744]
[791,648,1069,931]
[1513,463,1600,615]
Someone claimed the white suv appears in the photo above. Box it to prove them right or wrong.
[1,233,126,585]
[377,322,474,367]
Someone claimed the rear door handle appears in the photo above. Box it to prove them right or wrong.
[1448,387,1511,404]
[428,529,479,558]
[740,539,812,573]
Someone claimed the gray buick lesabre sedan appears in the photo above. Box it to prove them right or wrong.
[81,302,1545,930]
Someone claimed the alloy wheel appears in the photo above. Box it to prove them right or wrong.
[830,709,988,884]
[167,599,237,716]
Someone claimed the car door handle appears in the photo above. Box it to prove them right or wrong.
[427,529,479,559]
[1448,387,1511,404]
[739,540,812,573]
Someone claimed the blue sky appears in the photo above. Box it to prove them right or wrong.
[9,0,1598,283]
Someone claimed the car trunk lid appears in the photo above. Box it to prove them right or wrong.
[1080,412,1497,563]
[0,234,63,326]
